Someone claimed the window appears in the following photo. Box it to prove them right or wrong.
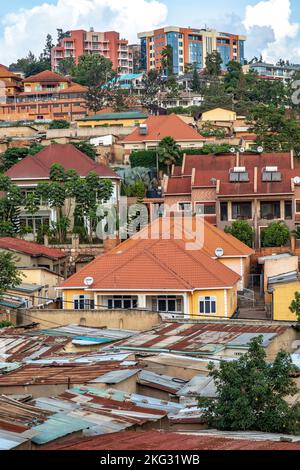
[232,202,252,220]
[152,296,183,313]
[199,296,216,314]
[74,295,95,310]
[260,201,281,220]
[262,170,282,182]
[107,296,138,310]
[284,200,292,220]
[229,171,249,182]
[178,202,192,213]
[296,200,300,213]
[195,203,216,215]
[220,202,228,221]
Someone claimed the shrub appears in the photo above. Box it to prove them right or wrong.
[261,221,290,247]
[225,220,254,248]
[49,120,70,129]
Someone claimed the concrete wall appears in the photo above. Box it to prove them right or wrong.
[13,308,161,331]
[46,126,133,140]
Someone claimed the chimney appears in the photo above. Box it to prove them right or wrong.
[191,168,196,186]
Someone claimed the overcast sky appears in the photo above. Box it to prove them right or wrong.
[0,0,299,65]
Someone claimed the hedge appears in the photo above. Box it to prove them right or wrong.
[129,144,231,169]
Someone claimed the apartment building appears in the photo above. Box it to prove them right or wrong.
[0,70,87,122]
[164,151,300,248]
[138,26,246,75]
[0,64,23,96]
[244,61,300,81]
[52,29,133,75]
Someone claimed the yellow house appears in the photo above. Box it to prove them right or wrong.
[201,108,237,123]
[77,111,148,128]
[59,217,255,319]
[1,267,63,310]
[267,273,300,322]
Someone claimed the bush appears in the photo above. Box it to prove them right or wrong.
[261,221,290,247]
[49,120,70,129]
[0,321,13,329]
[225,220,254,248]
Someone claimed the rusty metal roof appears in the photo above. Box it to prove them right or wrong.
[117,322,289,355]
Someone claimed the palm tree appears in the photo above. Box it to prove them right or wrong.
[157,136,181,175]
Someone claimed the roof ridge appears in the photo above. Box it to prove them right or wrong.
[170,238,237,286]
[144,242,193,290]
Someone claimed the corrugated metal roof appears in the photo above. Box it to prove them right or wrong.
[117,322,288,356]
[138,370,187,394]
[31,413,91,445]
[36,324,137,341]
[0,430,30,450]
[90,369,140,384]
[178,375,217,398]
[0,335,69,362]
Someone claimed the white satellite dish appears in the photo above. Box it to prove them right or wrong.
[230,147,236,154]
[257,146,264,153]
[294,177,300,185]
[239,147,246,153]
[215,247,224,258]
[84,277,94,287]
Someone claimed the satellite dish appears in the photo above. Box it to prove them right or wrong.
[215,247,224,258]
[294,177,300,185]
[239,147,246,153]
[257,146,264,153]
[84,277,94,287]
[230,147,236,154]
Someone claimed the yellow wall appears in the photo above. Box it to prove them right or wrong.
[272,281,300,321]
[21,269,63,299]
[77,118,145,128]
[201,108,237,122]
[62,285,238,319]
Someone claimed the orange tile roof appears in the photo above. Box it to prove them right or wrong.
[61,217,251,291]
[122,114,205,143]
[24,70,70,83]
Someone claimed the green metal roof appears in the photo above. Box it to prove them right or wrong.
[79,111,148,122]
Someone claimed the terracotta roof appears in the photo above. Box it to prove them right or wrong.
[122,114,205,143]
[5,144,119,180]
[61,217,253,291]
[0,65,22,80]
[166,152,298,197]
[24,70,70,83]
[0,238,66,260]
[59,82,88,94]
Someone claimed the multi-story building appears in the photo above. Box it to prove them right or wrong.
[243,61,300,81]
[0,70,87,122]
[52,29,133,75]
[163,151,300,248]
[138,26,246,75]
[0,64,23,96]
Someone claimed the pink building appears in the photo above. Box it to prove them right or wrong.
[51,29,133,75]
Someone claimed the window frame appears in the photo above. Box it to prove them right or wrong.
[199,296,217,315]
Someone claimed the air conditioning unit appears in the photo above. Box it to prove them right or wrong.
[233,166,246,173]
[265,166,278,172]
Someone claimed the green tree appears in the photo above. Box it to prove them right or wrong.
[157,136,181,175]
[261,222,290,248]
[289,292,300,328]
[0,252,23,297]
[161,45,173,76]
[57,57,76,76]
[205,51,222,77]
[224,220,254,248]
[202,336,300,434]
[71,142,97,161]
[49,120,70,129]
[140,69,162,111]
[191,65,202,93]
[0,174,24,236]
